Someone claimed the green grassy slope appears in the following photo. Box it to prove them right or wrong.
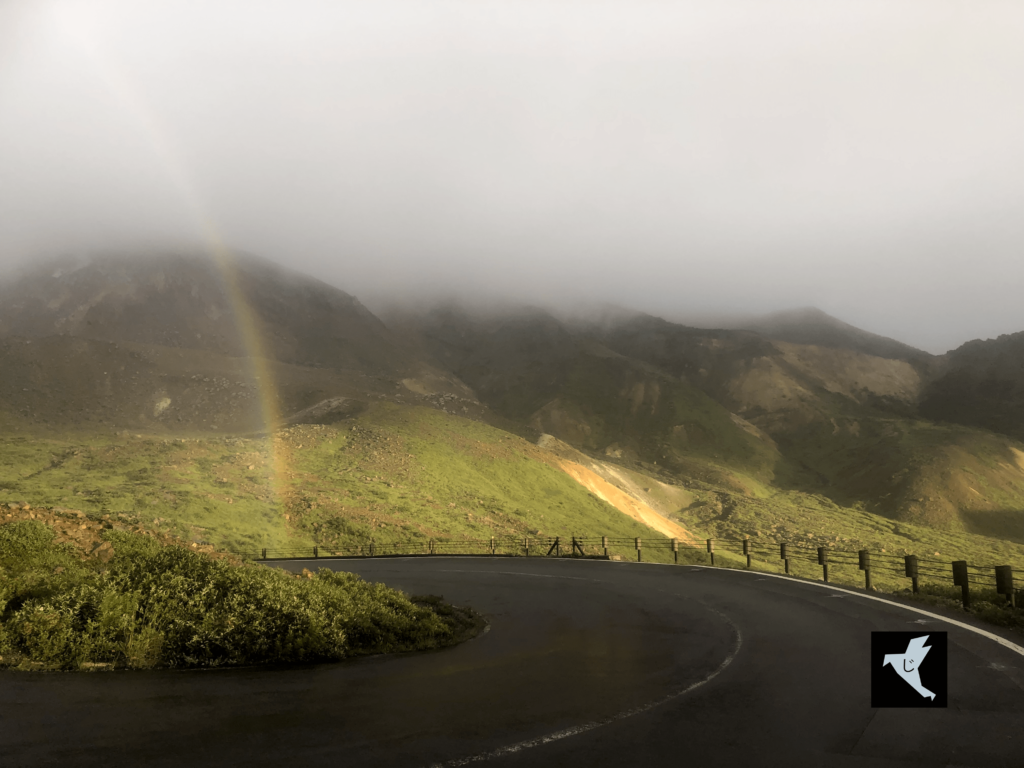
[0,429,289,552]
[277,404,677,556]
[0,403,676,559]
[528,352,781,489]
[768,415,1024,534]
[678,480,1024,566]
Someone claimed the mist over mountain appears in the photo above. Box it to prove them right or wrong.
[1,250,1024,540]
[0,252,407,373]
[734,307,934,368]
[0,253,475,432]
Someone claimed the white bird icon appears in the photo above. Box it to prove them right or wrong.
[883,635,936,700]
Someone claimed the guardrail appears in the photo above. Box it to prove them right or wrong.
[245,535,1022,610]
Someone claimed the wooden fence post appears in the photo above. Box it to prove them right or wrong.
[635,537,642,562]
[780,542,789,574]
[261,548,266,560]
[859,550,871,590]
[952,560,970,608]
[314,546,318,559]
[995,565,1015,607]
[817,547,828,582]
[369,541,376,557]
[904,555,919,593]
[572,537,586,558]
[707,539,715,566]
[672,538,679,564]
[743,539,751,569]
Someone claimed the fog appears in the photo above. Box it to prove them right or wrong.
[2,0,1023,353]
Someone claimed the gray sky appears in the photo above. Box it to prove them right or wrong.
[2,0,1023,354]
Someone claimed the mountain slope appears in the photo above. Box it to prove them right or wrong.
[4,252,1024,546]
[394,304,782,490]
[0,251,409,372]
[584,311,1024,531]
[0,403,693,559]
[586,313,923,426]
[738,307,934,367]
[0,253,480,432]
[919,332,1024,443]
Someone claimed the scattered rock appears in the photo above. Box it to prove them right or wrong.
[90,541,115,562]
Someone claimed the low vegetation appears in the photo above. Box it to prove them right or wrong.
[0,403,675,556]
[3,400,1024,634]
[0,520,480,671]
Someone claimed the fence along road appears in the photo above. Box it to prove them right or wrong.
[3,557,1024,767]
[252,534,1024,609]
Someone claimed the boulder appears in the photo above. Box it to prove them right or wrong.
[91,541,115,562]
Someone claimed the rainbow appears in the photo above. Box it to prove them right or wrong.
[49,7,290,511]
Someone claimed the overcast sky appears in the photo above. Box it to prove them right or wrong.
[2,0,1023,353]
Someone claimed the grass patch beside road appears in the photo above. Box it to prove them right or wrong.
[0,520,477,671]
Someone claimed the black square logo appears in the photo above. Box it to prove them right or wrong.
[871,632,947,708]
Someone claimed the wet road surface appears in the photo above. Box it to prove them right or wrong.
[3,557,1024,767]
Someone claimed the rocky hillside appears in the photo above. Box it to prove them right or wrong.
[399,302,1024,533]
[919,332,1024,443]
[391,304,782,490]
[0,253,478,432]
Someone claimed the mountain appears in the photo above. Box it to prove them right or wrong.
[735,307,934,367]
[571,310,1024,531]
[0,252,476,432]
[580,312,924,427]
[919,332,1024,443]
[3,251,1024,550]
[0,251,406,371]
[389,303,782,493]
[0,254,700,556]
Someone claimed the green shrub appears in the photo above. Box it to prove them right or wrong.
[0,527,474,671]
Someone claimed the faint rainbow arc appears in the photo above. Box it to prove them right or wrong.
[50,7,290,514]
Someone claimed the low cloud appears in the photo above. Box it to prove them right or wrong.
[2,0,1023,353]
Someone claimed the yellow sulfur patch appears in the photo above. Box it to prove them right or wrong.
[555,459,699,544]
[1010,447,1024,473]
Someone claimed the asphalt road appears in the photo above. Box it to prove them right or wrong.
[3,557,1024,767]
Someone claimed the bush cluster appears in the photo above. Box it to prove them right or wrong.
[0,521,466,670]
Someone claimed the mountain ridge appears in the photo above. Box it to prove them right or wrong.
[2,251,1023,543]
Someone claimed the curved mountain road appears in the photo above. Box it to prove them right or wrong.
[3,557,1024,767]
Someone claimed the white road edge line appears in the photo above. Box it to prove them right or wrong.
[702,565,1024,657]
[282,556,1024,656]
[280,556,1024,761]
[437,569,595,582]
[423,609,743,768]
